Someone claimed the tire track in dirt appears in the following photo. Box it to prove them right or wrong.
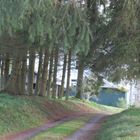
[65,114,108,140]
[0,113,94,140]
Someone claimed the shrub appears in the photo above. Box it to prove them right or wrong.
[117,98,127,108]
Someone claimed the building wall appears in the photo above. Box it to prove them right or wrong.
[91,88,126,107]
[134,80,140,106]
[125,80,140,107]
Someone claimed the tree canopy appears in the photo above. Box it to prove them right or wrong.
[0,0,140,98]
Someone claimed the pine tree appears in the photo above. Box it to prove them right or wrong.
[47,49,54,98]
[65,49,71,100]
[52,48,59,99]
[35,48,43,95]
[59,54,67,99]
[27,48,35,95]
[39,48,50,96]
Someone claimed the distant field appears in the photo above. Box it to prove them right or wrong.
[95,108,140,140]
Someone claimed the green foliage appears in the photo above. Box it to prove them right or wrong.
[0,0,91,55]
[99,0,140,81]
[83,73,103,95]
[118,86,128,93]
[85,0,140,82]
[117,98,127,108]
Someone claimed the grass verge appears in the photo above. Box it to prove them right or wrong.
[86,101,123,114]
[95,108,140,140]
[62,97,123,114]
[0,93,48,135]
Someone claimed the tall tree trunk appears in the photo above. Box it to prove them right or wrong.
[5,57,20,95]
[52,48,59,99]
[0,55,5,90]
[0,54,2,90]
[17,60,22,95]
[76,55,84,99]
[20,55,27,95]
[27,49,35,95]
[39,48,50,96]
[4,53,10,86]
[59,54,67,99]
[35,48,43,95]
[65,50,71,100]
[47,50,54,98]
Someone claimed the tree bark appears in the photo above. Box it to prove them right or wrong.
[20,55,27,95]
[39,48,50,96]
[17,60,22,95]
[47,50,54,98]
[76,55,84,99]
[5,57,20,95]
[52,48,59,99]
[0,54,2,90]
[27,49,35,95]
[35,48,43,95]
[66,50,71,100]
[4,53,10,86]
[59,54,67,99]
[0,55,5,90]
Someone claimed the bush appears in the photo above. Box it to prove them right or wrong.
[117,98,127,108]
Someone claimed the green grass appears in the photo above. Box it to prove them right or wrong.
[0,93,123,136]
[0,93,91,136]
[0,93,49,135]
[66,97,123,113]
[95,108,140,140]
[31,116,91,140]
[86,101,123,113]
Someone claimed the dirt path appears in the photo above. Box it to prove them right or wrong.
[0,113,93,140]
[1,118,68,140]
[65,114,107,140]
[1,113,107,140]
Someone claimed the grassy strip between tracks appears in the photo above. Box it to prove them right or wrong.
[31,116,92,140]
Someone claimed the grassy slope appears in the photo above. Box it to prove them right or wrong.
[95,108,140,140]
[0,93,121,136]
[85,101,123,114]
